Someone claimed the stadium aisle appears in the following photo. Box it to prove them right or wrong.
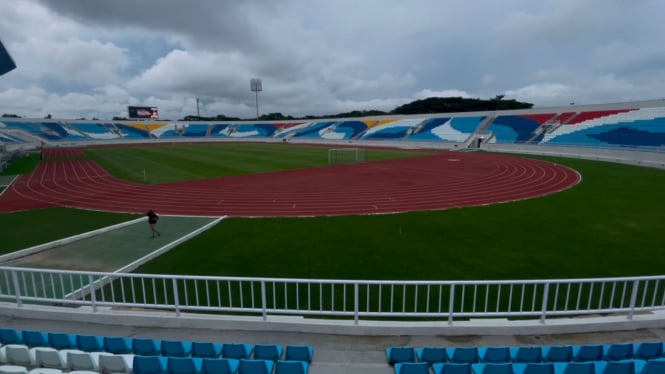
[4,216,217,272]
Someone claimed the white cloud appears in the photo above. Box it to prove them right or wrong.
[1,0,665,119]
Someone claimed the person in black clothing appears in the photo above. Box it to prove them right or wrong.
[146,210,160,238]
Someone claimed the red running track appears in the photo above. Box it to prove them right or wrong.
[0,152,580,217]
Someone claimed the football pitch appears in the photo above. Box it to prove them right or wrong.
[2,143,665,281]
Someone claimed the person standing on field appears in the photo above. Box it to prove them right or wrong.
[146,210,160,238]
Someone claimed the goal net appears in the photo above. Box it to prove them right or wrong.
[327,148,367,164]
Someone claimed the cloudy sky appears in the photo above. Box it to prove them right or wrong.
[0,0,664,120]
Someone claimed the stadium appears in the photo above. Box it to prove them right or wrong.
[1,99,665,374]
[2,2,665,372]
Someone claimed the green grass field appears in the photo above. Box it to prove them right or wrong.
[85,143,426,183]
[2,144,665,281]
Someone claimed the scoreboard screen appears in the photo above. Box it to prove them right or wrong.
[128,106,159,119]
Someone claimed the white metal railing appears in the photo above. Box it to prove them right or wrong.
[0,266,663,325]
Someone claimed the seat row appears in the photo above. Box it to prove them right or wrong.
[0,329,313,362]
[387,343,664,365]
[0,346,309,374]
[394,359,665,374]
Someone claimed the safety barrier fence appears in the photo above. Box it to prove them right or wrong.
[0,266,663,325]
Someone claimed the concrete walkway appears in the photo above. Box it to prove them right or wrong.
[4,216,217,272]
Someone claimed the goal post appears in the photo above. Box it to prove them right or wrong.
[327,147,367,164]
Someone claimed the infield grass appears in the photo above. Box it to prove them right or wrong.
[85,143,426,183]
[2,145,665,281]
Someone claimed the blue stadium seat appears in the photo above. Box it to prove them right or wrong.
[237,359,273,374]
[394,362,431,374]
[639,359,665,374]
[201,358,239,374]
[432,362,471,374]
[386,347,416,365]
[417,347,448,365]
[510,347,542,363]
[75,334,104,352]
[553,362,595,374]
[542,346,573,362]
[162,340,193,357]
[472,363,514,374]
[47,333,77,350]
[22,330,48,348]
[603,344,634,361]
[0,328,23,345]
[274,360,309,374]
[104,336,133,354]
[572,345,603,362]
[167,357,202,374]
[191,342,223,358]
[595,360,635,374]
[447,347,479,364]
[513,362,554,374]
[133,355,168,374]
[633,342,663,360]
[479,347,511,363]
[253,344,283,361]
[132,338,162,356]
[284,345,314,363]
[221,343,252,360]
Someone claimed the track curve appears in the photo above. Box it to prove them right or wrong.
[0,151,580,217]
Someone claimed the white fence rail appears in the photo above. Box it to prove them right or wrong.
[0,266,664,325]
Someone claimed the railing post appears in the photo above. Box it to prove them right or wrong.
[172,278,180,317]
[448,284,455,325]
[628,280,639,320]
[261,281,267,321]
[88,275,97,312]
[540,283,550,324]
[354,283,359,325]
[11,269,22,307]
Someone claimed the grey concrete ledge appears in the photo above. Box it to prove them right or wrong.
[0,302,664,337]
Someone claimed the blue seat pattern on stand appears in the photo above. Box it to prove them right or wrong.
[221,343,253,360]
[0,328,23,345]
[22,330,49,348]
[417,347,448,365]
[75,334,104,352]
[253,344,283,361]
[432,362,472,374]
[553,362,595,374]
[447,347,480,364]
[133,355,168,374]
[542,346,573,362]
[513,362,554,374]
[510,347,542,363]
[191,342,223,358]
[166,357,202,374]
[394,361,431,374]
[604,343,634,361]
[480,347,511,363]
[201,358,239,374]
[133,338,162,356]
[633,342,663,360]
[386,347,416,365]
[237,359,274,374]
[274,360,309,374]
[572,345,604,362]
[47,332,77,350]
[104,336,133,354]
[471,363,514,374]
[161,340,193,357]
[284,345,314,363]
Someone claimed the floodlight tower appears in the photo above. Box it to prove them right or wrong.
[250,78,262,120]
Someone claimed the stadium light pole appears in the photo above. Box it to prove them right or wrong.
[196,98,200,117]
[250,78,262,120]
